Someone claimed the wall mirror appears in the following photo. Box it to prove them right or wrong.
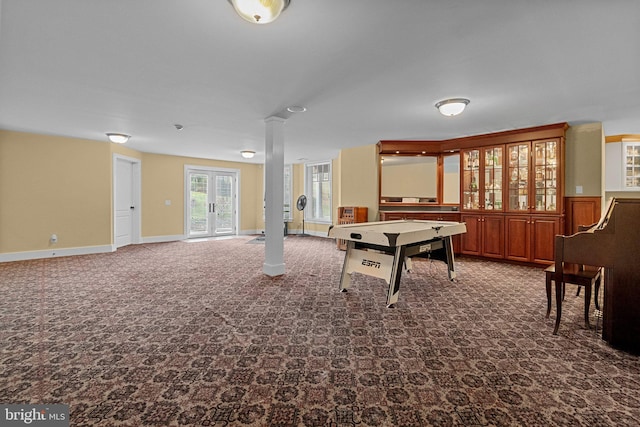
[380,155,438,203]
[379,154,460,205]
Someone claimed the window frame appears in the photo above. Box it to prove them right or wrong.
[304,160,332,224]
[284,164,293,221]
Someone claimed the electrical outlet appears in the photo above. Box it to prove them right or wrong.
[50,234,58,243]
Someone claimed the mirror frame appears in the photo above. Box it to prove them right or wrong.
[379,154,441,204]
[379,153,462,206]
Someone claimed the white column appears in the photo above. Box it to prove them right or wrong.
[263,116,286,276]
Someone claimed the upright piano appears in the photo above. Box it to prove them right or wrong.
[557,198,640,353]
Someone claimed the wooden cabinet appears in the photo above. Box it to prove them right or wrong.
[461,137,564,264]
[379,122,567,265]
[336,206,368,250]
[460,213,504,259]
[505,215,562,263]
[379,211,460,222]
[462,145,504,211]
[565,196,601,235]
[506,139,562,214]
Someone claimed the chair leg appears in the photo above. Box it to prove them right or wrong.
[545,275,552,318]
[583,285,591,329]
[594,276,601,311]
[576,287,581,296]
[553,281,563,335]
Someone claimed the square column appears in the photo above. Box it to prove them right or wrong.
[263,116,286,276]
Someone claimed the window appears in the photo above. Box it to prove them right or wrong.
[305,161,332,223]
[284,164,292,221]
[262,165,293,221]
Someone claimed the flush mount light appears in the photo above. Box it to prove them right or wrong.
[228,0,290,24]
[286,106,307,113]
[241,150,256,159]
[435,98,470,116]
[106,133,130,144]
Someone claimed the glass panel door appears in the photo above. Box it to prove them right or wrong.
[188,170,237,237]
[214,173,234,234]
[507,143,529,211]
[533,140,558,212]
[483,146,503,211]
[462,149,480,210]
[189,172,209,237]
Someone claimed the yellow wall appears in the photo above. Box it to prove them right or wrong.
[0,130,264,257]
[336,144,379,222]
[0,130,111,253]
[140,153,263,237]
[0,123,615,257]
[565,123,603,197]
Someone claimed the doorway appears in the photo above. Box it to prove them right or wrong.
[186,167,238,238]
[113,155,141,248]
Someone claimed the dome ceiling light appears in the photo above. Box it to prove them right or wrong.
[435,98,470,116]
[241,150,256,159]
[228,0,291,24]
[106,133,130,144]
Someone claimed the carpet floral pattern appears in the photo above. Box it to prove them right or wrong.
[1,236,639,426]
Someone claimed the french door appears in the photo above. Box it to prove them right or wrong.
[187,169,237,238]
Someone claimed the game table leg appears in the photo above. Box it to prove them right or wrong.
[386,245,406,308]
[444,236,457,280]
[339,240,355,292]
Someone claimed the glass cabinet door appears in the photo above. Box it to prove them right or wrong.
[507,143,529,211]
[462,149,480,209]
[483,146,503,211]
[533,140,558,212]
[624,143,640,188]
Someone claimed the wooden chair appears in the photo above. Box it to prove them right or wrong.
[545,235,602,335]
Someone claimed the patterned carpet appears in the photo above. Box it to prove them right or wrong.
[1,235,639,426]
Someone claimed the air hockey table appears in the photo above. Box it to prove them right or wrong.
[328,219,467,307]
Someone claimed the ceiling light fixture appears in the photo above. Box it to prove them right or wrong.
[241,150,256,159]
[435,98,470,116]
[286,106,306,113]
[106,133,130,144]
[228,0,290,24]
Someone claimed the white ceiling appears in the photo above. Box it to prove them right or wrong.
[1,1,639,164]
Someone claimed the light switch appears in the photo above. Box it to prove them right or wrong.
[165,200,171,206]
[576,186,583,194]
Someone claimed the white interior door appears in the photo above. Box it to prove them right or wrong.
[188,169,237,238]
[115,157,140,247]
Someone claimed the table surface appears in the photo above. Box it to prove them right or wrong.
[328,219,467,247]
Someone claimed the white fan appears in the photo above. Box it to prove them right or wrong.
[296,195,309,236]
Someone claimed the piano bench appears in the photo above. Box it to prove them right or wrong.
[545,264,602,335]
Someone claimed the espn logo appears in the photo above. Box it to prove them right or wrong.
[361,259,381,269]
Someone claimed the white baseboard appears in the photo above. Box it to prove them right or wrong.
[0,245,114,263]
[141,234,186,244]
[0,232,332,263]
[287,229,330,238]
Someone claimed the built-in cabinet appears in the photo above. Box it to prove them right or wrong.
[504,215,561,263]
[462,146,504,211]
[378,122,567,265]
[460,213,504,259]
[336,206,368,250]
[506,140,561,213]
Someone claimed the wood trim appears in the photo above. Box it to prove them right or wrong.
[379,122,568,153]
[605,134,640,143]
[564,196,601,235]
